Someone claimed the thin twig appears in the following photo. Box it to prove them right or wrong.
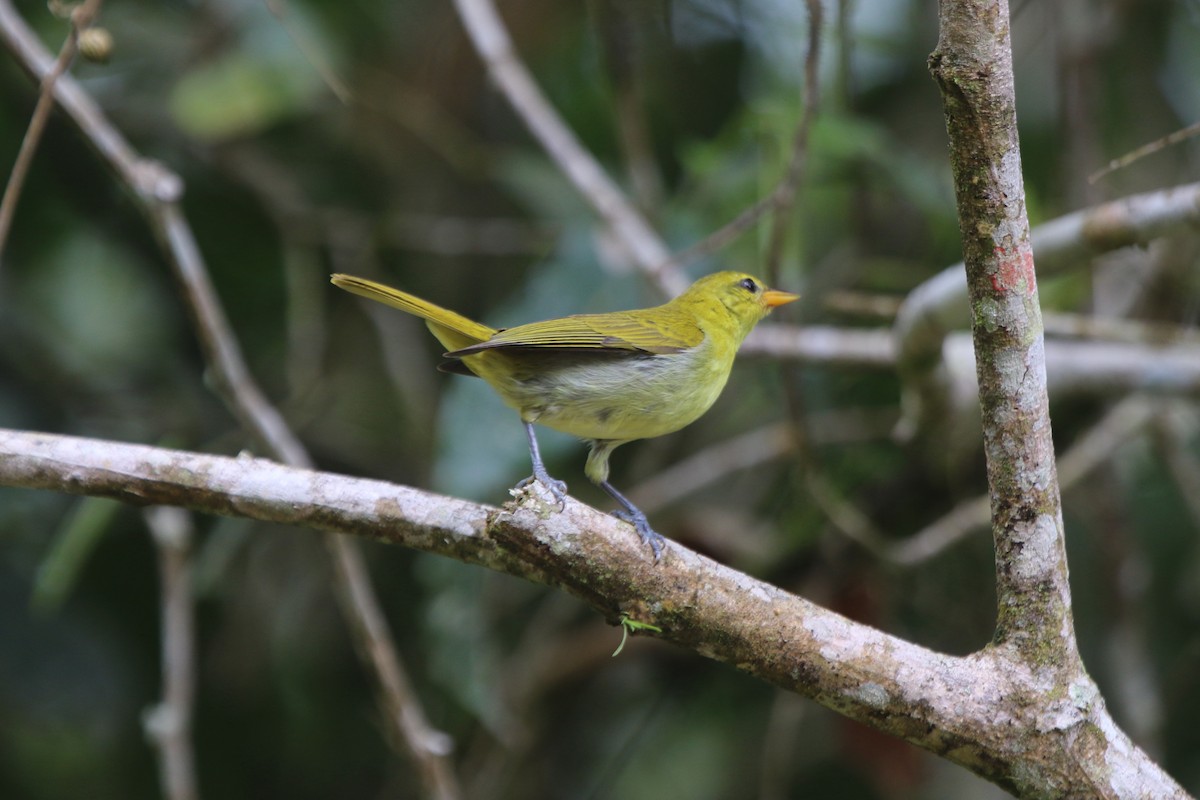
[822,290,904,320]
[142,507,200,800]
[1155,404,1200,530]
[764,0,827,559]
[594,1,664,216]
[629,412,896,515]
[888,395,1157,564]
[666,190,784,272]
[1090,120,1200,184]
[152,199,312,465]
[630,424,795,513]
[326,535,459,795]
[664,4,823,279]
[885,494,991,566]
[764,0,823,286]
[450,0,684,296]
[357,83,499,178]
[0,0,103,259]
[382,213,557,257]
[261,0,351,104]
[1043,311,1200,347]
[805,469,889,553]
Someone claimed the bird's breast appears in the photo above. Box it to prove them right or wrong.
[466,337,735,441]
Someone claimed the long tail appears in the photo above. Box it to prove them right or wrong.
[331,274,495,352]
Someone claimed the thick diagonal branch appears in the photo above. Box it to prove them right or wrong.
[0,429,1187,797]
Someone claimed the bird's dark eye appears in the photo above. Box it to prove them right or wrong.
[739,277,759,293]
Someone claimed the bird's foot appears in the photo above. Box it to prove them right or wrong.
[611,507,664,562]
[514,469,568,510]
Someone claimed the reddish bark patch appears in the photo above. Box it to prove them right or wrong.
[990,246,1035,295]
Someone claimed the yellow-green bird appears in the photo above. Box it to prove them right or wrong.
[331,271,798,560]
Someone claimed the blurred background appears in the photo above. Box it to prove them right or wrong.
[1,0,1199,797]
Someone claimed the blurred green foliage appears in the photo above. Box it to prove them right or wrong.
[1,0,1199,798]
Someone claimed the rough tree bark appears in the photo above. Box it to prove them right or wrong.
[0,429,1187,797]
[930,0,1075,663]
[926,0,1186,796]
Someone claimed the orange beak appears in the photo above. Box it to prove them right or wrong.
[762,289,800,309]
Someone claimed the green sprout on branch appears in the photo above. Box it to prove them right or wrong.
[613,613,662,657]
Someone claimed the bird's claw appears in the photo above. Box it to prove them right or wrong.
[515,472,568,510]
[611,508,664,562]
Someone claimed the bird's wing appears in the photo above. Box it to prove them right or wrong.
[445,310,704,357]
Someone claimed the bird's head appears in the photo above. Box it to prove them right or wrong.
[679,271,799,341]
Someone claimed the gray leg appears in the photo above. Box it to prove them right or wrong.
[600,480,664,562]
[514,421,568,507]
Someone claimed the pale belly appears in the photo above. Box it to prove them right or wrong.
[464,341,732,442]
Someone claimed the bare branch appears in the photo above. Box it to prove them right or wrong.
[742,324,896,367]
[0,430,526,574]
[629,411,895,517]
[764,0,823,285]
[933,331,1200,414]
[892,186,1200,453]
[662,2,824,280]
[894,181,1200,377]
[451,0,684,296]
[629,423,795,514]
[0,4,462,792]
[822,290,904,320]
[664,188,782,273]
[0,0,103,259]
[0,428,1187,796]
[324,534,460,797]
[0,0,297,462]
[261,0,352,104]
[1043,312,1200,346]
[924,9,1188,793]
[1156,404,1200,530]
[593,2,665,216]
[142,507,199,800]
[1090,120,1200,184]
[931,0,1075,661]
[889,395,1157,564]
[666,3,826,280]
